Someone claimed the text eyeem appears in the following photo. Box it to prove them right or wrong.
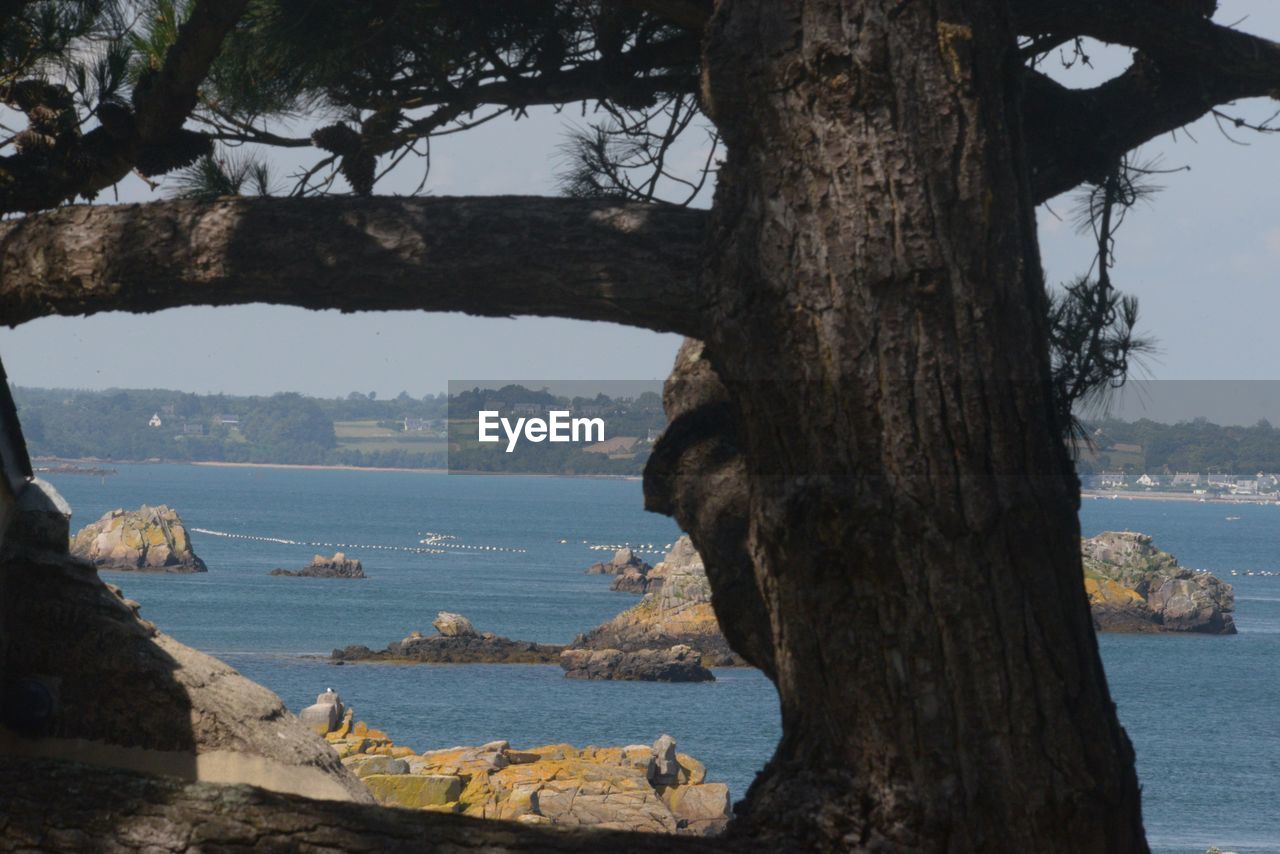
[477,410,605,452]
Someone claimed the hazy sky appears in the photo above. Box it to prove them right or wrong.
[3,2,1278,418]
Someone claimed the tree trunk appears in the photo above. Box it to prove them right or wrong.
[675,1,1148,849]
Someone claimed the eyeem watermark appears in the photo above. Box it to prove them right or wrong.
[478,410,605,452]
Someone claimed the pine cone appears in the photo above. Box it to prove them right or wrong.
[340,152,377,196]
[312,123,362,157]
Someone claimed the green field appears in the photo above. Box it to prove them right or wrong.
[334,420,448,454]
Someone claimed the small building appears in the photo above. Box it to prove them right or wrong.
[1098,471,1126,489]
[1136,473,1159,488]
[511,403,545,416]
[1171,472,1200,487]
[213,414,239,426]
[404,417,430,431]
[180,422,205,436]
[148,413,162,428]
[1232,479,1259,495]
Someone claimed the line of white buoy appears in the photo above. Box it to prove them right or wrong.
[578,541,673,556]
[191,528,448,555]
[416,531,527,554]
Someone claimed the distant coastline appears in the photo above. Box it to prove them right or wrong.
[1082,489,1280,506]
[36,457,639,480]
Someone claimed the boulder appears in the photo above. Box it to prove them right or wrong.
[664,783,731,835]
[610,564,656,594]
[68,504,207,572]
[559,644,715,682]
[270,552,365,578]
[363,773,463,809]
[585,547,654,579]
[1083,532,1236,634]
[650,734,680,785]
[433,611,479,637]
[299,701,339,736]
[342,754,410,778]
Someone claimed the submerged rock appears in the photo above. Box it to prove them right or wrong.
[331,612,564,664]
[69,504,207,572]
[270,552,365,578]
[560,644,715,682]
[572,537,744,666]
[324,720,730,836]
[1083,532,1236,634]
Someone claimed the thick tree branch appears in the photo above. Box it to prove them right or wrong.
[1019,2,1280,201]
[0,196,707,336]
[0,756,745,852]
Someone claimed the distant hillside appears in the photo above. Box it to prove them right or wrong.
[9,385,666,475]
[1077,416,1280,475]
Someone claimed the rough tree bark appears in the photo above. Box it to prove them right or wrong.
[653,1,1150,849]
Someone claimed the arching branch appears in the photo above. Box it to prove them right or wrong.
[0,196,708,336]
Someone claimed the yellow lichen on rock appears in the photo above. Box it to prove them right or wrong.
[363,773,463,809]
[328,719,729,835]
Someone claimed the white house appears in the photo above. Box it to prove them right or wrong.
[1136,473,1159,487]
[148,413,162,428]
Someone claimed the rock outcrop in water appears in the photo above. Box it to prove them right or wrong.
[330,612,564,664]
[69,504,207,572]
[560,644,714,682]
[315,705,730,836]
[572,537,744,667]
[270,552,365,578]
[1083,531,1236,634]
[586,547,660,593]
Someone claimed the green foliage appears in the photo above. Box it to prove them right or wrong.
[169,151,272,200]
[10,384,665,475]
[1082,417,1280,475]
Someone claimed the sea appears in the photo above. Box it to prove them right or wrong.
[42,464,1280,854]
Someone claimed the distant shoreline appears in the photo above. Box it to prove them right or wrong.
[1082,489,1280,506]
[36,457,640,480]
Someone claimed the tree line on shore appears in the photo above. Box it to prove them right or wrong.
[10,384,664,474]
[1079,417,1280,475]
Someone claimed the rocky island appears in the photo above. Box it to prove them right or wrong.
[331,612,565,664]
[305,690,730,836]
[69,504,207,572]
[560,644,714,682]
[1083,531,1236,634]
[586,547,659,594]
[271,552,366,579]
[570,537,745,672]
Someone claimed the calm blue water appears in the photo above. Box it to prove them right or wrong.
[43,466,1280,851]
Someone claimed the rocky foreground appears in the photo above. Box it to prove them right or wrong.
[1083,531,1235,634]
[69,504,207,572]
[271,551,366,578]
[332,612,564,664]
[302,691,730,836]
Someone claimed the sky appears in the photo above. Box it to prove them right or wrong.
[2,2,1278,421]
